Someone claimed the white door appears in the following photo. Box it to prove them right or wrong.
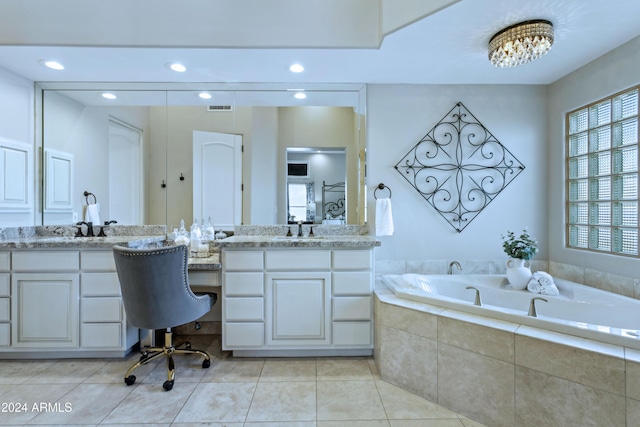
[193,131,243,229]
[109,119,142,225]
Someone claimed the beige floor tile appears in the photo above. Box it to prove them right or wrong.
[200,358,264,383]
[459,416,489,427]
[246,381,316,422]
[389,420,466,427]
[100,382,197,424]
[28,383,133,425]
[316,358,373,381]
[244,423,316,427]
[173,382,256,423]
[259,359,316,382]
[376,380,459,420]
[0,360,57,384]
[317,380,386,421]
[318,421,390,427]
[83,355,161,384]
[0,383,76,425]
[22,360,107,384]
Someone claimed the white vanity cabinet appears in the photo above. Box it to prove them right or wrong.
[79,250,137,351]
[1,248,139,358]
[222,245,374,356]
[0,252,11,346]
[11,251,80,348]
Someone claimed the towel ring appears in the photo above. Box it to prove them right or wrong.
[374,183,391,199]
[84,191,97,205]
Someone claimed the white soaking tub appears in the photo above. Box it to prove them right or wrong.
[381,273,640,349]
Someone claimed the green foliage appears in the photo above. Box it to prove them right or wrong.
[501,229,538,260]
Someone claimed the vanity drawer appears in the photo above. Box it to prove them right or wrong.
[224,297,264,321]
[265,250,331,270]
[333,296,372,320]
[224,322,264,347]
[0,274,9,296]
[224,251,264,271]
[0,323,9,346]
[332,250,372,270]
[333,322,371,346]
[224,272,264,296]
[0,252,9,271]
[0,298,9,322]
[81,323,122,348]
[81,251,116,271]
[12,251,79,271]
[189,271,219,286]
[81,297,122,322]
[333,272,372,295]
[81,273,121,296]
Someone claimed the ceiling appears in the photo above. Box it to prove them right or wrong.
[0,0,639,86]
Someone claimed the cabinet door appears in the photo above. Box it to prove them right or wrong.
[11,273,79,347]
[265,272,331,346]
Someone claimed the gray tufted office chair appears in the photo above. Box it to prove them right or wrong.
[113,244,217,391]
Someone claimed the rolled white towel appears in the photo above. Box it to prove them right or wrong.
[527,277,542,294]
[531,271,560,296]
[540,284,560,296]
[533,271,554,287]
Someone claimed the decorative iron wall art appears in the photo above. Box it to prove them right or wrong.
[394,102,525,232]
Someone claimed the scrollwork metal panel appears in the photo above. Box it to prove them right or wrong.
[394,102,524,232]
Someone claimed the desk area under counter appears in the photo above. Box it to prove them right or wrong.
[216,230,380,357]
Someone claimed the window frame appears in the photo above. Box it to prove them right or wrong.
[565,85,639,258]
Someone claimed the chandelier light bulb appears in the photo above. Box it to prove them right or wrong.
[488,20,554,68]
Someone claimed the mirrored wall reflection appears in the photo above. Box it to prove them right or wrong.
[39,85,366,229]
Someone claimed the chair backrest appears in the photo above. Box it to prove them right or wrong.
[112,244,213,330]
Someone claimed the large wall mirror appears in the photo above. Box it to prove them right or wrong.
[38,83,366,229]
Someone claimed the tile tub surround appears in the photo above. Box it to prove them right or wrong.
[374,283,640,427]
[375,258,640,301]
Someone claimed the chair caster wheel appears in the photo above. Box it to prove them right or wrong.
[202,359,211,368]
[139,352,149,361]
[185,342,191,349]
[124,375,136,385]
[163,380,174,391]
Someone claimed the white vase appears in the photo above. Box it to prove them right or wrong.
[506,258,532,290]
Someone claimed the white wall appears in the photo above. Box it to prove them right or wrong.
[0,66,35,226]
[548,35,640,278]
[367,84,548,262]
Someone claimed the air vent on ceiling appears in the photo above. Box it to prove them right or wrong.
[206,105,233,112]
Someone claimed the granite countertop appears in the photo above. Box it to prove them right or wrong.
[215,235,380,249]
[0,235,166,249]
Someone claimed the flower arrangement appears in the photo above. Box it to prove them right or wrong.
[501,229,538,260]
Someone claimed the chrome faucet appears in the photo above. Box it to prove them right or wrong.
[465,286,481,306]
[447,261,462,275]
[528,297,548,317]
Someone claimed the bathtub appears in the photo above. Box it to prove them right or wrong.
[381,273,640,349]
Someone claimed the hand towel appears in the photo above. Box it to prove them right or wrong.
[375,197,394,236]
[85,203,101,226]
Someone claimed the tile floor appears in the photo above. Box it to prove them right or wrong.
[0,335,486,426]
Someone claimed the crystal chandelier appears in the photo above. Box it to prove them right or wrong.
[488,20,554,68]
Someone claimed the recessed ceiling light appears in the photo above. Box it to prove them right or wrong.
[40,60,64,70]
[289,64,304,73]
[198,92,212,99]
[168,62,187,72]
[294,92,307,99]
[102,93,117,100]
